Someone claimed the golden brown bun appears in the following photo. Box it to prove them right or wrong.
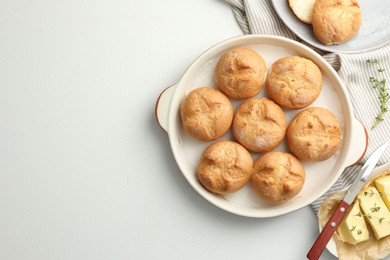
[287,107,341,161]
[215,48,267,99]
[288,0,317,24]
[251,151,305,204]
[312,0,362,46]
[180,87,233,141]
[232,98,286,153]
[266,56,322,109]
[198,140,253,195]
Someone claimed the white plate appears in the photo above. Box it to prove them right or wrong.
[156,35,367,218]
[322,162,390,258]
[271,0,390,54]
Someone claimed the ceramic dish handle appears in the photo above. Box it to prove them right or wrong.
[345,118,368,166]
[155,85,176,132]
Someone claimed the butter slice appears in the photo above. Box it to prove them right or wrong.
[357,187,390,239]
[375,175,390,210]
[337,200,369,245]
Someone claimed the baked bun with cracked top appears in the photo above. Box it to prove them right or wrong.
[287,107,341,161]
[251,151,305,204]
[312,0,362,46]
[288,0,317,24]
[180,87,233,141]
[266,56,322,110]
[198,140,253,195]
[215,47,267,99]
[232,98,286,153]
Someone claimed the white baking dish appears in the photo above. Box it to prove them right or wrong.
[155,35,368,218]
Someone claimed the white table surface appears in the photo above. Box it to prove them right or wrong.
[0,0,338,259]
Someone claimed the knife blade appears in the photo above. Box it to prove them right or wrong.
[307,142,388,260]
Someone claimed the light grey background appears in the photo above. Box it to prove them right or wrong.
[0,0,336,259]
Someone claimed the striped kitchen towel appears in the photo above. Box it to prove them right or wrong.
[223,0,390,213]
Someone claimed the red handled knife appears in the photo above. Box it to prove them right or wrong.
[307,142,388,260]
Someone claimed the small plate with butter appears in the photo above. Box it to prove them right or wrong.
[319,161,390,259]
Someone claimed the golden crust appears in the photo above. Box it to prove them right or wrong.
[312,0,362,45]
[180,87,233,141]
[232,98,286,153]
[251,151,305,204]
[215,48,267,99]
[198,140,253,195]
[286,107,341,161]
[266,56,322,109]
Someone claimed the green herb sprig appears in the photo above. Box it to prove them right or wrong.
[367,59,389,129]
[366,213,387,224]
[349,225,363,235]
[364,189,384,197]
[354,210,389,224]
[370,203,381,213]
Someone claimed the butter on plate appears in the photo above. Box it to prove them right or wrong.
[337,200,369,245]
[375,175,390,210]
[357,187,390,240]
[318,169,390,259]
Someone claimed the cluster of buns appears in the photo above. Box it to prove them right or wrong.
[288,0,362,46]
[180,47,341,204]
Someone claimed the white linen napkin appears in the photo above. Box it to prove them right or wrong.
[223,0,390,212]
